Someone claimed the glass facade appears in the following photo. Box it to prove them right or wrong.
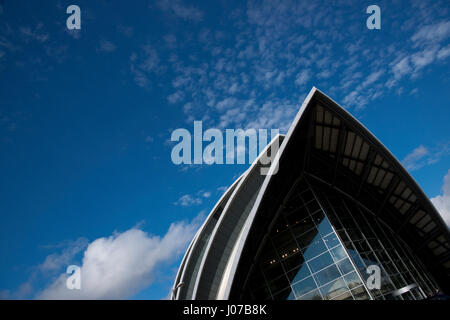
[315,179,439,300]
[242,177,439,300]
[174,90,450,301]
[244,179,370,300]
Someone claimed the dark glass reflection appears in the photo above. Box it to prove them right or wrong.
[243,178,436,300]
[244,180,369,300]
[316,182,439,300]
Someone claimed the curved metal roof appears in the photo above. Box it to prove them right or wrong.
[171,135,284,299]
[174,87,450,299]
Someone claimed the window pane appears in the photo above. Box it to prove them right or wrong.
[324,232,340,249]
[273,287,294,300]
[351,285,370,300]
[320,277,348,300]
[308,252,334,273]
[306,200,321,215]
[292,276,317,298]
[286,290,296,300]
[262,261,284,281]
[291,216,315,237]
[347,249,366,271]
[282,252,304,272]
[330,245,347,262]
[288,265,311,285]
[401,291,415,300]
[301,190,314,203]
[343,271,362,289]
[390,274,406,289]
[337,258,355,275]
[248,268,265,289]
[272,230,295,257]
[314,264,341,286]
[297,288,322,300]
[241,181,439,301]
[315,215,334,236]
[300,231,328,260]
[410,287,423,300]
[332,289,353,300]
[380,278,395,295]
[251,285,272,300]
[285,206,309,225]
[268,275,290,295]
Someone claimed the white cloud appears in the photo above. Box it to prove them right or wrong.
[437,45,450,60]
[140,46,161,72]
[164,34,177,48]
[386,20,450,87]
[245,99,298,132]
[156,0,203,22]
[411,21,450,45]
[389,56,412,84]
[202,191,211,198]
[175,194,202,206]
[402,145,429,171]
[317,69,332,79]
[19,25,49,43]
[0,282,33,300]
[167,90,185,104]
[0,238,89,299]
[175,190,214,206]
[126,1,449,133]
[228,82,239,94]
[362,70,384,88]
[295,69,311,86]
[65,28,81,40]
[117,25,134,37]
[215,97,238,112]
[217,186,228,193]
[38,238,88,273]
[431,169,450,227]
[97,40,116,53]
[411,47,438,70]
[401,143,450,171]
[36,216,201,299]
[129,45,163,88]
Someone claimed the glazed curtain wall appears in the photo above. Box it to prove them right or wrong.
[240,177,438,300]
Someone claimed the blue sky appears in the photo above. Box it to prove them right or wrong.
[0,0,449,299]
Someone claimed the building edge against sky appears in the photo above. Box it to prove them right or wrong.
[172,87,450,300]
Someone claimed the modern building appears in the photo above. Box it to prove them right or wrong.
[172,87,450,300]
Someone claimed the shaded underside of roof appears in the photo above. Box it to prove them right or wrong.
[229,88,450,297]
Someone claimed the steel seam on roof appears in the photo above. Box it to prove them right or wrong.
[171,230,197,299]
[171,173,245,299]
[312,90,447,231]
[216,87,318,299]
[192,134,284,299]
[191,169,250,298]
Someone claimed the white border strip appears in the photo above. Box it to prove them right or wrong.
[192,134,284,299]
[217,87,318,299]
